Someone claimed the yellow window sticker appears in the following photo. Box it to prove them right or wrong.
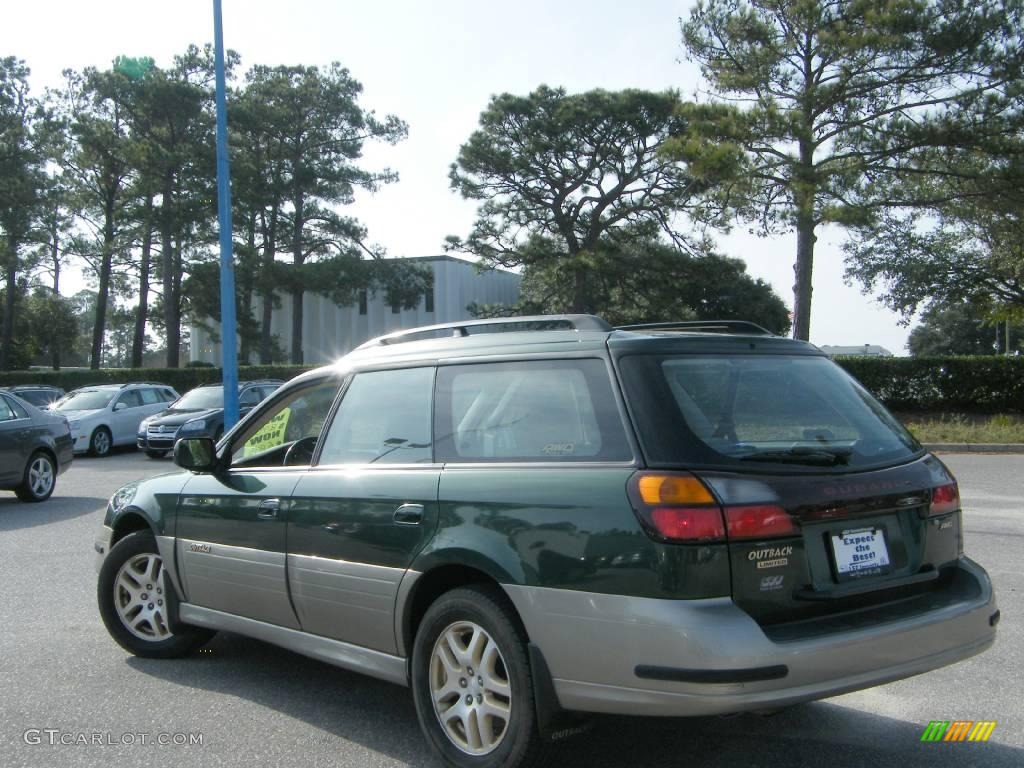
[243,408,291,457]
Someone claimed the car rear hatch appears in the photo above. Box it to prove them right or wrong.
[614,342,973,631]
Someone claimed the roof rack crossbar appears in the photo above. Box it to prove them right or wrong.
[616,320,775,336]
[357,314,613,350]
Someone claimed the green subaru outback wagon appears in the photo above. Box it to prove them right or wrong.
[95,316,998,768]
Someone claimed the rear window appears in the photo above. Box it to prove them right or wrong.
[619,354,921,471]
[435,359,631,463]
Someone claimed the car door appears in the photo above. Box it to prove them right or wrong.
[287,366,439,654]
[111,390,144,445]
[0,395,29,485]
[138,387,167,419]
[174,376,343,629]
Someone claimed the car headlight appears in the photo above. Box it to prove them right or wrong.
[109,484,137,513]
[181,419,206,432]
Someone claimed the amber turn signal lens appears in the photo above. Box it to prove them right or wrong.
[637,474,716,505]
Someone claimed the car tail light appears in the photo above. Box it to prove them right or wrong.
[649,507,726,541]
[724,505,796,539]
[928,482,960,516]
[628,472,797,544]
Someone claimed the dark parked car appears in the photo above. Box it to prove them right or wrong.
[96,316,997,768]
[137,380,282,458]
[0,390,73,502]
[2,385,65,409]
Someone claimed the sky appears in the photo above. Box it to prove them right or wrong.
[3,0,915,354]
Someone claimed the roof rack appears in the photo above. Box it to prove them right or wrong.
[357,314,613,350]
[615,320,775,336]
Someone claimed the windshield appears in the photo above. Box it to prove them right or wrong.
[54,390,115,412]
[175,387,225,410]
[619,354,921,471]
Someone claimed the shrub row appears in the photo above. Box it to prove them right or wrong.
[834,356,1024,414]
[0,365,317,393]
[1,356,1022,414]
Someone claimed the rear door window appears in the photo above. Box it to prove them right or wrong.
[435,359,631,462]
[139,388,161,405]
[0,396,17,421]
[318,367,434,465]
[116,391,143,409]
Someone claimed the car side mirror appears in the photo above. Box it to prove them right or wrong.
[113,402,127,411]
[174,437,218,473]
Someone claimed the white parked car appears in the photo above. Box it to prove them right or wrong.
[52,383,180,457]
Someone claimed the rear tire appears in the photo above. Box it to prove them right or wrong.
[411,585,550,768]
[14,451,56,502]
[97,530,214,658]
[89,427,112,457]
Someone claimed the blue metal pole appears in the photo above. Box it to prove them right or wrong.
[213,0,239,429]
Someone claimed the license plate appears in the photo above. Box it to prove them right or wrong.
[831,527,890,578]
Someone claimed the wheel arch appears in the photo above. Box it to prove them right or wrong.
[398,561,533,659]
[27,444,58,470]
[109,510,155,549]
[399,561,577,743]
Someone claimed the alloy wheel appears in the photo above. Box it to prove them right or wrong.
[429,620,512,756]
[113,553,172,641]
[27,456,54,498]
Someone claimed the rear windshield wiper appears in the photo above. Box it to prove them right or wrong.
[736,447,852,466]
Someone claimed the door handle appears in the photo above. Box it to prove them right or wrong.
[257,498,280,519]
[393,503,424,526]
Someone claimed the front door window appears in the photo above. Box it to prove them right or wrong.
[230,379,340,468]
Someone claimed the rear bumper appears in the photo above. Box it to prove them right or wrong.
[504,557,997,717]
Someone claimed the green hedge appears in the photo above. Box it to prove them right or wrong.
[2,356,1022,414]
[834,356,1024,414]
[0,365,316,393]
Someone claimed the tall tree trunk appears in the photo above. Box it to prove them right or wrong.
[572,267,588,314]
[51,226,61,370]
[791,135,817,342]
[239,212,257,364]
[1,250,16,371]
[90,197,116,369]
[290,198,305,364]
[791,210,816,342]
[167,234,183,366]
[132,194,154,368]
[161,177,179,368]
[258,206,278,364]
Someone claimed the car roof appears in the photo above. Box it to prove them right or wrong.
[283,314,821,387]
[192,380,284,390]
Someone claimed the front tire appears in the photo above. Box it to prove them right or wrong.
[97,530,214,658]
[14,451,56,502]
[89,426,112,457]
[411,585,549,768]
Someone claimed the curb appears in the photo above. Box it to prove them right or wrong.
[923,443,1024,454]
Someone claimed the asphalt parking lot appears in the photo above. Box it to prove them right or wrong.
[0,450,1020,768]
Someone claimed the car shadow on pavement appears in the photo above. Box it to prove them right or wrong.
[126,631,1024,768]
[0,495,106,531]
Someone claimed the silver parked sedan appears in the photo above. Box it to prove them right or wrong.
[0,391,74,502]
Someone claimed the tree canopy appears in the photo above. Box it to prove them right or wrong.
[908,300,1023,356]
[670,0,1024,340]
[449,86,717,314]
[473,234,791,332]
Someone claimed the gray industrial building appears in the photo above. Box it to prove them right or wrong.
[189,256,521,366]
